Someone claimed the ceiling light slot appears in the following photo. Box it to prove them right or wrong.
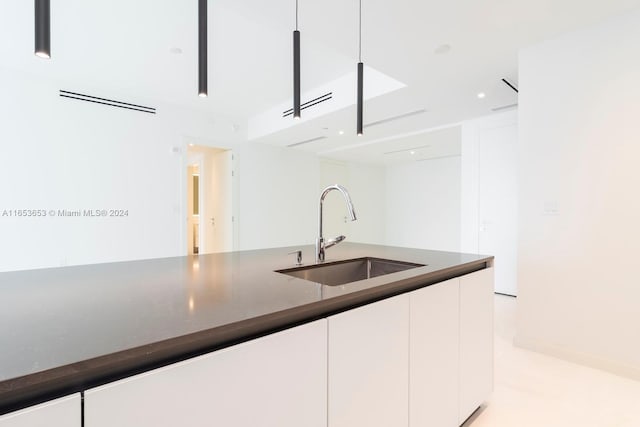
[491,103,518,112]
[501,78,519,93]
[364,109,427,129]
[287,136,327,148]
[416,154,460,162]
[384,144,431,155]
[282,92,333,118]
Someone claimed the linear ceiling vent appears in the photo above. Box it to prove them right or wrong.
[501,78,519,93]
[59,90,156,114]
[287,136,327,148]
[384,144,431,155]
[282,92,332,118]
[364,108,427,129]
[416,154,461,162]
[492,103,518,112]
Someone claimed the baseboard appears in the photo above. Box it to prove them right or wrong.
[513,335,640,382]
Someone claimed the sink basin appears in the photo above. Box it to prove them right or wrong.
[276,257,425,286]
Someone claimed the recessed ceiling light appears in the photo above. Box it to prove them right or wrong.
[338,130,344,135]
[188,143,194,147]
[477,92,486,99]
[410,151,415,155]
[434,44,451,55]
[169,47,183,54]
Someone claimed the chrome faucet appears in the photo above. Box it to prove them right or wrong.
[316,184,357,262]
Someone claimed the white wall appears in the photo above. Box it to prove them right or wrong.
[235,143,320,251]
[385,156,461,252]
[316,159,386,247]
[0,67,216,272]
[516,8,640,380]
[380,111,518,257]
[0,68,386,272]
[346,162,386,245]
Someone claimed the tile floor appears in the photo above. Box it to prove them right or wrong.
[465,295,640,427]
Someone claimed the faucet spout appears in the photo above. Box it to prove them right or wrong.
[316,185,357,263]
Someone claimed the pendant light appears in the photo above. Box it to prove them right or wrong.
[356,0,364,136]
[198,0,208,97]
[293,0,301,119]
[34,0,51,59]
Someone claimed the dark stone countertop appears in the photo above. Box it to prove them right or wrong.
[0,243,492,415]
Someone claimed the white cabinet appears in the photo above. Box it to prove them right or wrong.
[85,319,327,427]
[410,278,460,427]
[327,268,493,427]
[328,294,409,427]
[2,267,493,427]
[0,394,80,427]
[25,267,489,427]
[459,267,494,424]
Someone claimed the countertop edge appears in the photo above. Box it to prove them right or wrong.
[0,257,492,416]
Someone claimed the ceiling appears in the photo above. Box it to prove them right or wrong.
[1,0,639,163]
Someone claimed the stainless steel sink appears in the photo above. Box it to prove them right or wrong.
[276,257,425,286]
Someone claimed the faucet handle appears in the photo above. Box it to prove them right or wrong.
[288,250,303,266]
[324,235,346,250]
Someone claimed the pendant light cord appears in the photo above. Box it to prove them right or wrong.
[358,0,362,62]
[296,0,299,30]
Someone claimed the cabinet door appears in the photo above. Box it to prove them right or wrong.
[85,319,327,427]
[0,394,80,427]
[459,267,494,424]
[410,278,459,427]
[328,294,409,427]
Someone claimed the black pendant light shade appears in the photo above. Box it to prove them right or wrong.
[34,0,51,59]
[356,0,364,135]
[198,0,208,97]
[357,62,364,136]
[293,30,301,119]
[293,0,301,119]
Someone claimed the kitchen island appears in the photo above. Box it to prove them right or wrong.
[0,243,493,427]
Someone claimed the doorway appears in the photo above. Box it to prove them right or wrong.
[186,144,234,255]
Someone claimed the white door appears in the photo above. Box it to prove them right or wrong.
[478,124,518,295]
[202,150,233,253]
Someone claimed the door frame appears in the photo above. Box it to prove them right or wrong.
[180,137,236,256]
[460,110,518,295]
